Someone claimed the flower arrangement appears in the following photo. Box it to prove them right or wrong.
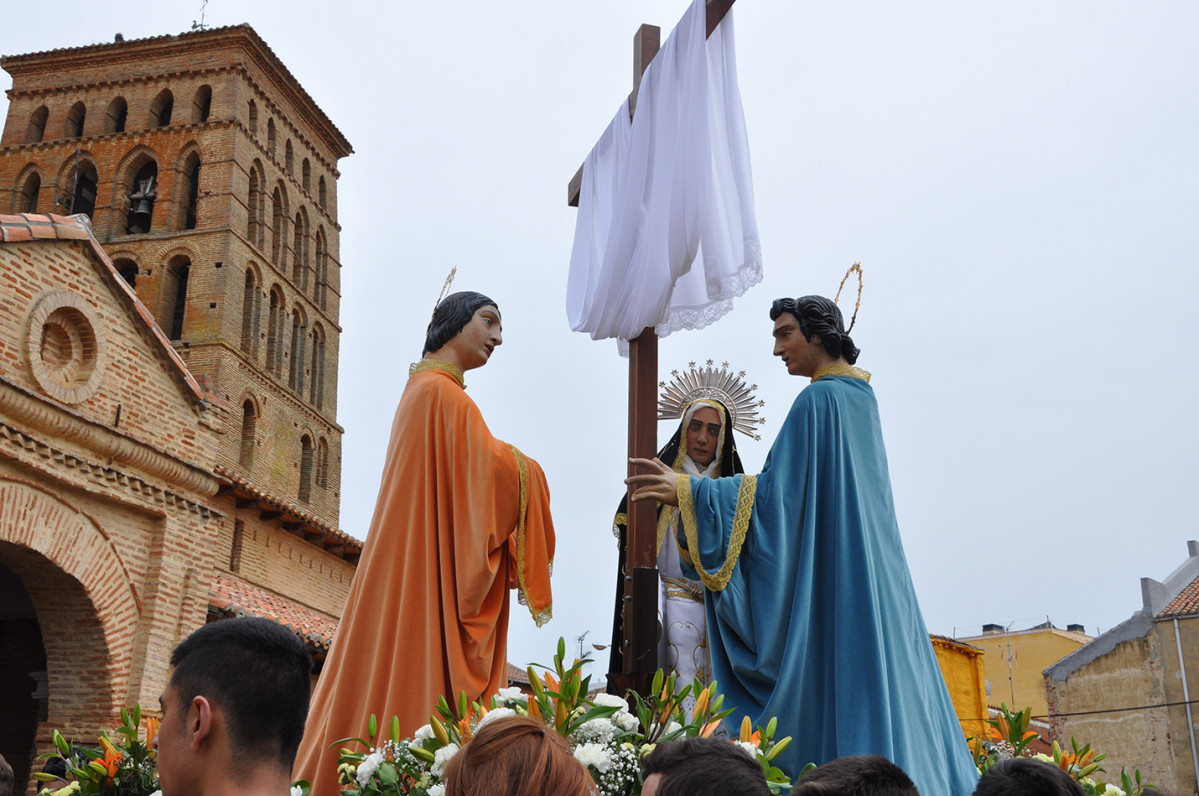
[35,706,160,796]
[311,638,796,796]
[968,703,1153,796]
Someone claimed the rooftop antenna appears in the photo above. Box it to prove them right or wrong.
[191,0,208,31]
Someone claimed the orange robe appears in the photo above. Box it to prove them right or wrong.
[293,362,554,795]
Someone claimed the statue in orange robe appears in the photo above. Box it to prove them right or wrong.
[293,292,555,796]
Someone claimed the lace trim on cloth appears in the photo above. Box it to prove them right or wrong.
[612,512,627,540]
[409,359,465,389]
[811,364,871,384]
[676,472,757,592]
[509,444,551,627]
[654,255,764,338]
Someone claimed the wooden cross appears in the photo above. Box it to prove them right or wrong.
[567,0,735,699]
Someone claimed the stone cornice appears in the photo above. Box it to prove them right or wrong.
[0,422,218,520]
[0,377,219,499]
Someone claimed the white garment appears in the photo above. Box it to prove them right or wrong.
[566,0,761,349]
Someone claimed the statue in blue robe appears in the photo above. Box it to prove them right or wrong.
[629,295,979,795]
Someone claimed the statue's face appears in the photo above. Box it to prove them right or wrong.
[772,312,822,377]
[446,305,502,370]
[686,406,723,467]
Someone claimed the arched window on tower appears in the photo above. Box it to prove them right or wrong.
[248,100,258,136]
[301,158,311,193]
[271,185,288,266]
[178,151,201,230]
[318,175,327,210]
[16,170,40,214]
[310,322,325,409]
[192,85,212,123]
[247,161,266,248]
[64,102,87,139]
[267,287,284,377]
[25,106,48,144]
[125,159,159,235]
[70,161,99,219]
[241,267,259,357]
[267,118,276,156]
[315,227,329,311]
[288,307,306,394]
[285,140,294,175]
[113,258,138,289]
[299,435,314,503]
[316,437,329,489]
[105,97,128,133]
[161,255,191,341]
[239,400,257,468]
[292,208,309,291]
[149,89,173,127]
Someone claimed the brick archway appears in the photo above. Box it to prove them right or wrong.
[0,478,141,740]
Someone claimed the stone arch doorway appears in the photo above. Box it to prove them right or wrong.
[0,478,141,793]
[0,558,46,792]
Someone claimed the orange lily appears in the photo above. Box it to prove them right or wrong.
[699,719,722,738]
[691,687,711,718]
[98,737,122,778]
[526,697,541,721]
[739,716,753,743]
[145,717,160,749]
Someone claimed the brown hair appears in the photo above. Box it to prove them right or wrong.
[443,715,594,796]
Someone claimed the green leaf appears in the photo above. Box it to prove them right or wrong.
[651,669,665,698]
[377,763,399,785]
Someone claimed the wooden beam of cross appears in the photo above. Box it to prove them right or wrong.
[566,0,735,700]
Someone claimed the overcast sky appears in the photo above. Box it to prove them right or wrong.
[4,1,1198,679]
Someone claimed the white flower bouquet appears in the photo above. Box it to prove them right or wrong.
[305,638,795,796]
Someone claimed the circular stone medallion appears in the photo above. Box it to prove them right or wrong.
[26,291,106,404]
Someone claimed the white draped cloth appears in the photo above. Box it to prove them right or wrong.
[566,0,761,349]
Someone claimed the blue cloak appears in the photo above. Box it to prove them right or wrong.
[677,372,979,795]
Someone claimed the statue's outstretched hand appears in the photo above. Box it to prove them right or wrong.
[625,457,679,507]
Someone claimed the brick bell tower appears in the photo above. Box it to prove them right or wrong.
[0,25,353,534]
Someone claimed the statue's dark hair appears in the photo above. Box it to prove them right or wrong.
[769,294,860,365]
[422,291,499,356]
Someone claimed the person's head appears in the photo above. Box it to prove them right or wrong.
[973,758,1085,796]
[770,295,860,376]
[0,752,13,796]
[683,400,726,468]
[443,715,593,796]
[792,755,919,795]
[156,617,312,796]
[423,291,502,370]
[640,737,770,796]
[37,756,69,792]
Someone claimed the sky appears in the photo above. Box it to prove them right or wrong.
[3,1,1198,680]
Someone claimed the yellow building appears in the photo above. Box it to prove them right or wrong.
[931,635,988,740]
[957,622,1091,719]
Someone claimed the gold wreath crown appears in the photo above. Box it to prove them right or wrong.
[658,360,766,440]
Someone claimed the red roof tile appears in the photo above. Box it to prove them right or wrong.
[209,570,338,651]
[1159,574,1199,618]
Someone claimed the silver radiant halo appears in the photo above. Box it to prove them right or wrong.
[658,361,765,440]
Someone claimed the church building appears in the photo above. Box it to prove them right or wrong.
[0,25,358,791]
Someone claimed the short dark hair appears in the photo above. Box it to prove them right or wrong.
[770,295,860,365]
[793,755,919,796]
[640,738,770,796]
[0,752,14,796]
[973,758,1085,796]
[169,617,312,773]
[422,291,499,356]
